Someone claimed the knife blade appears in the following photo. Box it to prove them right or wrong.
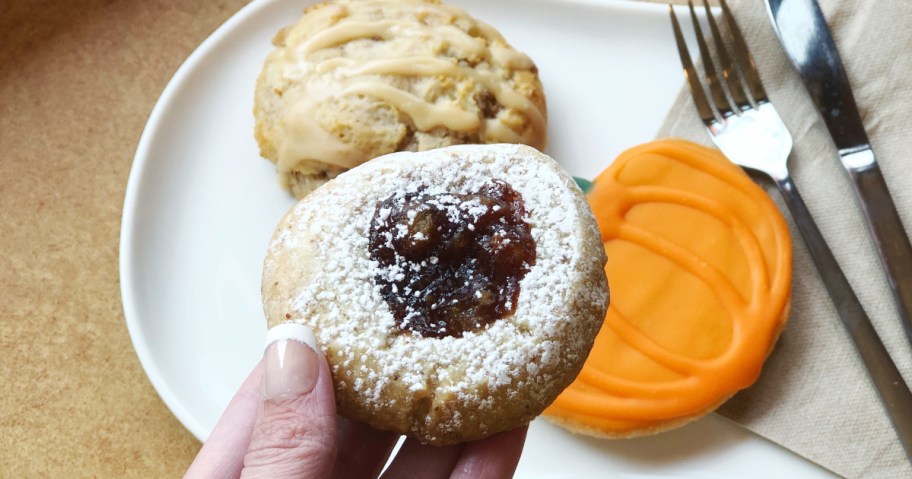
[766,0,912,346]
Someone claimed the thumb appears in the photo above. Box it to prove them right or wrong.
[241,323,337,479]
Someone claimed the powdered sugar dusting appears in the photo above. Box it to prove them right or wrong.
[263,143,607,441]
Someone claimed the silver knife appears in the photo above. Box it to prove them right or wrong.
[766,0,912,346]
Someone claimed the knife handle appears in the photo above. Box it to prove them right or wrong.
[776,175,912,461]
[847,157,912,346]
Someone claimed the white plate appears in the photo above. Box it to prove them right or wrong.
[120,0,837,476]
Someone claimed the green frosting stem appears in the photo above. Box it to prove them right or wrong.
[573,177,593,194]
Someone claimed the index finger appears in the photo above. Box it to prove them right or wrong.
[185,361,263,479]
[449,425,528,479]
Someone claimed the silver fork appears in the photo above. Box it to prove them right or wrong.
[670,0,912,457]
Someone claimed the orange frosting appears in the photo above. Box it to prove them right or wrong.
[545,139,792,436]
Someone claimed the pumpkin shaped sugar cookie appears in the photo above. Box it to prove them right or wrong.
[545,139,792,437]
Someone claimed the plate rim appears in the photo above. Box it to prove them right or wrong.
[119,0,274,440]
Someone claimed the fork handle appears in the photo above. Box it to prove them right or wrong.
[776,175,912,460]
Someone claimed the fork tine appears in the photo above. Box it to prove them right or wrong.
[701,0,752,110]
[718,0,768,102]
[669,5,716,124]
[687,1,734,117]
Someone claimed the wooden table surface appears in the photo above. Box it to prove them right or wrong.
[0,0,674,476]
[2,1,247,476]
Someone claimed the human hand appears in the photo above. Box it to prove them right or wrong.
[185,323,528,479]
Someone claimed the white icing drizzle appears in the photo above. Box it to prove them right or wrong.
[343,82,480,131]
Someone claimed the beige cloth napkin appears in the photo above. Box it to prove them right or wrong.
[658,0,912,477]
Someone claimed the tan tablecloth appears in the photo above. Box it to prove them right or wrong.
[1,1,247,476]
[3,0,907,477]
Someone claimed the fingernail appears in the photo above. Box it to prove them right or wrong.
[263,323,320,400]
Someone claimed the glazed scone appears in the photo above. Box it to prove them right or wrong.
[262,144,607,445]
[254,0,548,199]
